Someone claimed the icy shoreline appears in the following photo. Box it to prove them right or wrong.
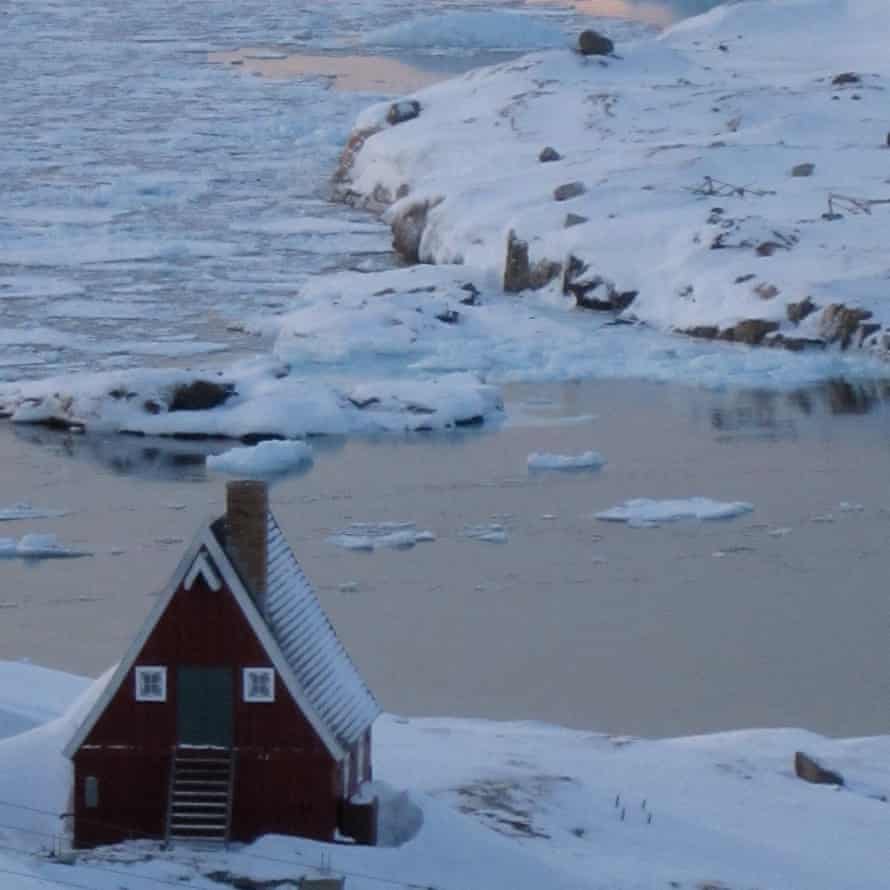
[336,0,890,362]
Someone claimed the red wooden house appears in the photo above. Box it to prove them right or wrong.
[64,480,380,848]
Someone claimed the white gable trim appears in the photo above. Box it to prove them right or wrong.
[185,552,221,592]
[63,522,346,761]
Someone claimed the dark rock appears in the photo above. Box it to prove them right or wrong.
[391,201,432,263]
[435,309,460,325]
[564,213,589,228]
[791,162,815,177]
[786,297,817,324]
[563,255,635,311]
[794,751,844,786]
[820,303,873,348]
[832,72,860,86]
[734,273,756,284]
[386,99,421,126]
[459,283,480,305]
[720,319,779,345]
[529,259,562,290]
[682,325,720,340]
[168,380,235,412]
[504,230,531,293]
[756,241,784,257]
[577,29,614,56]
[539,146,562,163]
[348,396,381,410]
[858,322,881,345]
[754,283,780,300]
[767,334,826,352]
[143,399,162,415]
[553,181,586,202]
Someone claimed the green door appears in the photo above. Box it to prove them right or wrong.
[177,667,233,747]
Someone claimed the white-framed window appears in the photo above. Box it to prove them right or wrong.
[243,667,275,703]
[135,666,167,702]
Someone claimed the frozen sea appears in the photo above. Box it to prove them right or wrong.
[3,0,890,737]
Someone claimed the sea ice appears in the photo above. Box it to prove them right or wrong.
[207,440,314,477]
[596,497,753,524]
[527,450,605,471]
[462,523,508,543]
[327,522,435,551]
[0,504,70,521]
[0,534,90,559]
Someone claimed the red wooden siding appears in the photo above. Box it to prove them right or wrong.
[74,573,341,846]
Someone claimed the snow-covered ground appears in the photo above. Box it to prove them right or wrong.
[0,661,886,890]
[340,0,890,362]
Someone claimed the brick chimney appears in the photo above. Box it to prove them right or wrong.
[226,480,268,614]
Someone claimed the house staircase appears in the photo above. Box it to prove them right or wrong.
[165,748,235,844]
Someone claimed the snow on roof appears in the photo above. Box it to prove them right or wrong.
[260,514,380,748]
[210,513,380,750]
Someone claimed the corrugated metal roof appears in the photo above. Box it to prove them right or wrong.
[231,513,380,749]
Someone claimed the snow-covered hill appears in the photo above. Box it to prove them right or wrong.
[338,0,890,359]
[0,661,887,889]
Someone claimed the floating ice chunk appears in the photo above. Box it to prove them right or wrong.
[462,523,508,543]
[327,522,435,551]
[0,534,90,559]
[596,498,753,524]
[527,450,605,471]
[207,440,314,477]
[838,502,865,513]
[0,503,71,522]
[767,527,793,537]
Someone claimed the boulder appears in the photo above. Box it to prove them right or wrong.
[794,751,844,786]
[564,213,589,228]
[786,297,817,324]
[754,283,780,300]
[458,283,481,306]
[791,162,815,177]
[819,303,873,348]
[539,146,562,163]
[504,230,531,293]
[720,319,779,345]
[391,201,432,263]
[682,325,720,340]
[554,181,586,202]
[832,72,860,86]
[168,380,235,412]
[563,255,636,311]
[386,99,421,125]
[578,29,614,56]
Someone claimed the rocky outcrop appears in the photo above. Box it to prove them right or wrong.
[562,256,637,312]
[819,303,874,348]
[794,751,844,786]
[787,297,817,323]
[168,380,235,412]
[553,181,585,202]
[503,231,562,293]
[539,146,561,163]
[391,200,437,263]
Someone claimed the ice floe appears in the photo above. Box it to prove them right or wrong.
[596,497,753,525]
[0,504,70,522]
[527,450,605,471]
[327,522,436,551]
[0,534,90,559]
[462,522,508,543]
[207,440,314,477]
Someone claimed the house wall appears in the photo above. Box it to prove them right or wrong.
[73,573,340,847]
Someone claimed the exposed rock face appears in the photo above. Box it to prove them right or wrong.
[504,230,531,293]
[563,255,636,311]
[539,146,562,163]
[787,297,817,323]
[720,319,779,345]
[168,380,235,412]
[794,751,844,786]
[554,181,586,202]
[386,99,421,126]
[577,29,614,56]
[503,231,561,293]
[819,303,873,348]
[791,162,815,177]
[391,201,433,262]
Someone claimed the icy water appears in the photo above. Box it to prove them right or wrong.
[3,378,890,738]
[4,0,890,738]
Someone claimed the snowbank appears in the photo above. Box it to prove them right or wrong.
[338,0,890,364]
[206,440,313,477]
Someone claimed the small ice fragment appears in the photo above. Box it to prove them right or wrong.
[0,503,71,521]
[415,530,437,543]
[596,498,753,524]
[338,582,359,594]
[767,527,792,537]
[541,514,557,520]
[462,523,508,543]
[165,503,187,511]
[155,536,185,546]
[591,555,607,565]
[811,514,834,523]
[527,450,605,471]
[838,502,865,513]
[327,522,431,551]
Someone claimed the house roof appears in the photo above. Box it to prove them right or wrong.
[64,510,379,761]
